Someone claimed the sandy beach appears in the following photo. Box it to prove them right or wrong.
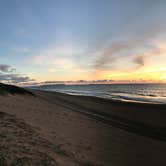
[0,89,166,165]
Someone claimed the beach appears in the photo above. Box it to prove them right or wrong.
[0,89,166,165]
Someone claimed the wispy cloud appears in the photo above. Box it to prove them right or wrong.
[93,27,166,71]
[32,46,88,73]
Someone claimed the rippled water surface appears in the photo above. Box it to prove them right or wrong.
[34,84,166,104]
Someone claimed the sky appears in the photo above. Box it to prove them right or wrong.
[0,0,166,85]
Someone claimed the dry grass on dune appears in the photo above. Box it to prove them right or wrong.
[0,83,34,96]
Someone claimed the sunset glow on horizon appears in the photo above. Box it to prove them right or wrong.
[0,0,166,85]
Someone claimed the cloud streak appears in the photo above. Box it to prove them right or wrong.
[0,74,34,84]
[0,64,15,73]
[94,29,164,71]
[0,64,34,84]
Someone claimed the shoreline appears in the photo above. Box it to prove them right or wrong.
[30,86,166,105]
[33,90,166,141]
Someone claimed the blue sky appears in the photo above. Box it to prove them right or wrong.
[0,0,166,84]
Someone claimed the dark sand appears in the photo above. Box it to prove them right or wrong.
[0,89,166,165]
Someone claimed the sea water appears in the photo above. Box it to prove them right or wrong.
[34,84,166,104]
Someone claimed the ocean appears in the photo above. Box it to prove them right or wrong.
[33,84,166,104]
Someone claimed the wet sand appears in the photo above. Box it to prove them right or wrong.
[0,90,166,165]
